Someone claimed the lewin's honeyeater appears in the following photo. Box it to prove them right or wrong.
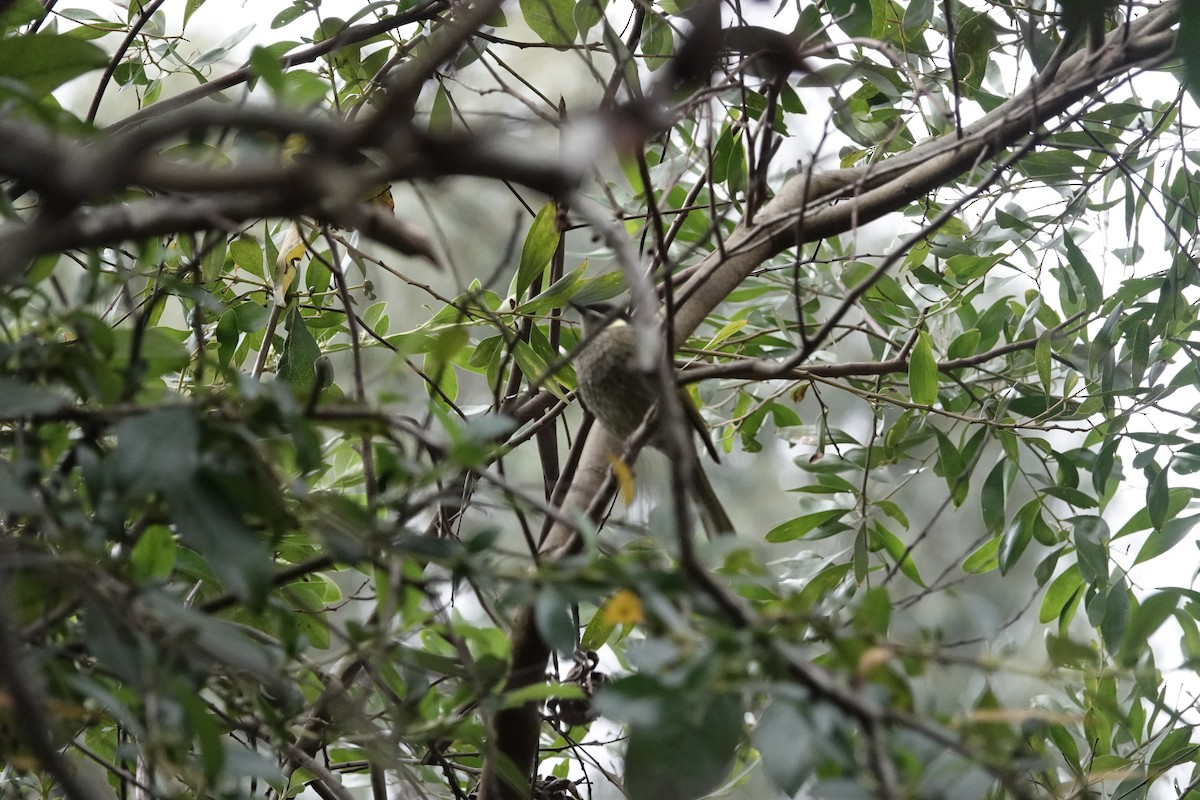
[572,303,735,538]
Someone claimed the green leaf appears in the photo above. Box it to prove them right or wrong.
[1035,330,1052,393]
[1,0,43,31]
[1135,515,1200,565]
[249,45,285,96]
[901,0,934,36]
[980,460,1006,534]
[170,481,274,604]
[1116,488,1193,537]
[754,698,834,795]
[112,408,199,498]
[183,0,207,28]
[1097,579,1129,655]
[1182,0,1200,107]
[272,1,309,28]
[580,606,617,651]
[828,0,874,37]
[129,525,177,582]
[641,12,673,72]
[725,131,748,195]
[518,261,587,313]
[755,700,807,794]
[872,523,924,586]
[950,7,998,89]
[1150,723,1194,770]
[1045,634,1098,668]
[1040,565,1082,624]
[514,202,560,298]
[519,0,577,46]
[908,331,938,405]
[933,429,969,506]
[621,687,742,800]
[1041,485,1096,508]
[1147,465,1170,531]
[229,235,264,278]
[571,271,627,305]
[1063,231,1103,311]
[535,585,577,653]
[962,537,999,574]
[946,253,1003,282]
[999,499,1039,575]
[430,84,452,134]
[1117,591,1179,668]
[711,125,738,184]
[765,509,849,542]
[946,328,981,360]
[0,377,68,416]
[1072,515,1109,585]
[277,307,321,391]
[574,0,606,34]
[0,34,107,97]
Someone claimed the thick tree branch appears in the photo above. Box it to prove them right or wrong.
[0,120,574,282]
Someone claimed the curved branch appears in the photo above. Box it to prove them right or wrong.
[0,122,574,281]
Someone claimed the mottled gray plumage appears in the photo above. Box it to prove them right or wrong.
[573,304,734,538]
[575,308,658,443]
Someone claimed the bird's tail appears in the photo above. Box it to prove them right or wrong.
[690,462,736,539]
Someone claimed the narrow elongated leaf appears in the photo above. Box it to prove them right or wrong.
[1135,514,1200,564]
[1147,466,1170,530]
[980,460,1006,534]
[1063,232,1103,310]
[933,429,969,506]
[1072,515,1110,585]
[765,509,849,542]
[1035,331,1052,392]
[514,203,560,298]
[908,332,938,405]
[1118,591,1179,667]
[999,499,1039,575]
[1040,565,1082,624]
[1181,0,1200,108]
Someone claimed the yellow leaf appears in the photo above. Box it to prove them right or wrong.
[601,588,643,625]
[607,455,636,507]
[365,183,395,211]
[273,223,306,308]
[704,318,747,349]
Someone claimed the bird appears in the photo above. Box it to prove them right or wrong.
[571,302,735,538]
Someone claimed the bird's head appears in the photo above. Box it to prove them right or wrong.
[570,301,629,336]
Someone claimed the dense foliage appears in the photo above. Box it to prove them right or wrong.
[0,0,1198,798]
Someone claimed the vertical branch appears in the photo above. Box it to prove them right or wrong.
[320,226,376,501]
